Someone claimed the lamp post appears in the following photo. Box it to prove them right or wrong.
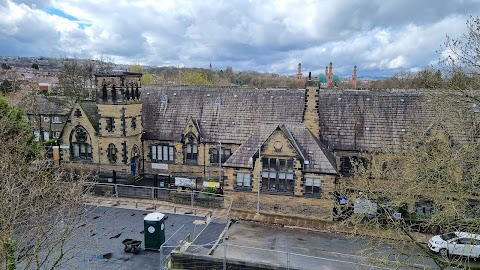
[257,144,261,214]
[219,141,222,185]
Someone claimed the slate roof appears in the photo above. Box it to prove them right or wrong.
[79,101,100,131]
[317,89,436,151]
[142,86,306,143]
[223,123,337,174]
[24,95,73,115]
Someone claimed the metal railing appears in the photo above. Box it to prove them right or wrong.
[85,182,232,216]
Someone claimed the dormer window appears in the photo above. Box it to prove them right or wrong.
[184,134,198,163]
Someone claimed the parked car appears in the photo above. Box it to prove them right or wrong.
[428,232,480,258]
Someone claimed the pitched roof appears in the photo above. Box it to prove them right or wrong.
[24,95,73,115]
[79,101,100,131]
[317,89,436,151]
[224,123,337,174]
[142,86,305,143]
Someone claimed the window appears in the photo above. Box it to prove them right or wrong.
[106,117,114,132]
[34,130,40,141]
[184,134,198,162]
[53,131,61,138]
[236,173,251,189]
[111,85,117,102]
[102,85,107,101]
[305,177,321,195]
[210,148,231,164]
[261,157,295,193]
[43,131,50,141]
[52,116,61,123]
[107,143,117,163]
[131,117,137,129]
[72,127,92,160]
[151,144,174,162]
[74,108,82,117]
[43,116,50,122]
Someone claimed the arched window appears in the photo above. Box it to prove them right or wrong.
[111,85,117,102]
[102,84,107,101]
[107,143,117,163]
[71,127,92,160]
[125,85,130,100]
[184,134,198,162]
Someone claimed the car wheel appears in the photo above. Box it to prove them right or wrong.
[439,248,448,257]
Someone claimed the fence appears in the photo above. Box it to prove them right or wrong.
[86,182,231,215]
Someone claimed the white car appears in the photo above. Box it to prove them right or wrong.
[428,232,480,258]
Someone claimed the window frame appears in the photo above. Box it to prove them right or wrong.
[107,143,117,163]
[72,127,92,161]
[184,134,198,163]
[261,157,295,193]
[210,147,231,164]
[235,173,252,190]
[304,177,322,196]
[52,116,61,124]
[106,117,114,132]
[150,144,175,163]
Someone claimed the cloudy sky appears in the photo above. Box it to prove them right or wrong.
[0,0,478,77]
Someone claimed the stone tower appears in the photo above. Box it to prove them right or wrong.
[296,63,303,86]
[95,71,143,183]
[327,62,333,88]
[351,65,357,89]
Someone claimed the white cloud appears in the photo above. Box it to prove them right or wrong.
[0,0,478,77]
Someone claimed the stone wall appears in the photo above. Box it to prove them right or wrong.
[226,191,334,221]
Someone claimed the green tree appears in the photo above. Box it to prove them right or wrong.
[128,64,154,84]
[31,63,39,70]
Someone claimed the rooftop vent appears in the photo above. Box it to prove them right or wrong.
[207,94,210,97]
[214,97,221,105]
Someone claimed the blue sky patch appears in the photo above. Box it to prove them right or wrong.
[45,6,91,29]
[45,7,79,21]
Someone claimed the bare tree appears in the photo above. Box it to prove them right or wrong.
[0,95,91,270]
[335,16,480,269]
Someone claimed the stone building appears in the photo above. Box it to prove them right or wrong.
[58,71,143,182]
[24,95,73,142]
[56,71,437,220]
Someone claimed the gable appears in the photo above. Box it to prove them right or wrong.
[262,129,300,158]
[182,117,201,141]
[59,102,97,145]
